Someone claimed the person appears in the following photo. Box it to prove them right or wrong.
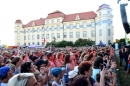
[34,72,44,86]
[71,75,90,86]
[0,55,4,68]
[119,48,124,66]
[127,54,130,77]
[0,66,13,86]
[21,62,35,73]
[8,73,38,86]
[50,43,55,52]
[78,61,99,86]
[51,67,64,86]
[11,57,22,75]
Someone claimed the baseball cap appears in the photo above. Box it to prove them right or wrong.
[0,66,10,78]
[68,70,78,79]
[51,67,63,77]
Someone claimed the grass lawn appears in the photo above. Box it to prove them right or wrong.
[116,56,130,86]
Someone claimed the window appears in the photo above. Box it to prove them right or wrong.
[57,26,60,30]
[64,25,67,29]
[64,32,67,38]
[37,42,39,45]
[18,30,20,34]
[76,32,80,38]
[28,42,30,46]
[76,23,80,28]
[52,26,55,30]
[99,12,101,16]
[42,34,44,39]
[24,36,26,40]
[32,35,35,40]
[32,28,34,33]
[108,19,111,25]
[83,22,87,28]
[46,34,49,39]
[99,20,101,26]
[70,32,73,38]
[99,29,102,36]
[24,43,26,46]
[108,29,111,36]
[28,29,30,33]
[91,22,95,28]
[46,20,49,24]
[108,11,110,15]
[28,35,30,40]
[46,27,49,31]
[37,35,39,39]
[91,31,95,37]
[52,20,54,23]
[37,28,39,32]
[108,40,111,45]
[17,36,20,40]
[42,27,44,32]
[70,24,73,29]
[83,31,87,37]
[57,33,60,38]
[51,33,55,38]
[57,19,60,22]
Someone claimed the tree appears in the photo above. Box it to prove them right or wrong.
[74,38,93,47]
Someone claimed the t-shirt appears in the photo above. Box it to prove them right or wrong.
[91,68,100,81]
[0,83,7,86]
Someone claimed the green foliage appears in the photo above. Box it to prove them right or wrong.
[74,38,94,47]
[48,38,94,47]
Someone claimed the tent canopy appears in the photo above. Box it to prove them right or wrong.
[28,44,42,48]
[98,41,106,47]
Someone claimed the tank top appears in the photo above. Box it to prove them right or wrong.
[52,81,63,86]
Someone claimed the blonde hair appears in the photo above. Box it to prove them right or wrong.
[8,73,35,86]
[6,63,15,69]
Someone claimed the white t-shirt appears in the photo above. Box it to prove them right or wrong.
[0,83,7,86]
[52,81,63,86]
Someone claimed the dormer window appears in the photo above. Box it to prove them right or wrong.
[46,20,49,24]
[57,19,60,22]
[99,12,101,16]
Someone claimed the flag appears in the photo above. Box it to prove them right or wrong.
[42,38,47,47]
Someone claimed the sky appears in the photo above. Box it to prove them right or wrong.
[0,0,128,45]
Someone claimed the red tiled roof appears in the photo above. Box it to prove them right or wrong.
[46,10,65,19]
[63,11,97,22]
[22,11,97,28]
[23,18,45,28]
[15,19,22,23]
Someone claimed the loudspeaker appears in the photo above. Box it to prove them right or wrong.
[120,4,130,34]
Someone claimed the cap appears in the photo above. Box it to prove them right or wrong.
[51,67,62,77]
[0,66,10,78]
[68,70,78,79]
[74,66,79,73]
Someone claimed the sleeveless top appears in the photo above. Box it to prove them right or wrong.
[52,81,63,86]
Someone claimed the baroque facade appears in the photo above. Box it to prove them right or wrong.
[14,4,113,46]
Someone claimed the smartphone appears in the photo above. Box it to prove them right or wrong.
[100,64,104,71]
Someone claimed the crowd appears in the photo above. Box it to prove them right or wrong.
[0,44,118,86]
[119,46,130,77]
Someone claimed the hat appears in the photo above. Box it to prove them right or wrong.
[0,66,10,78]
[51,67,62,77]
[74,66,79,73]
[34,59,46,66]
[68,70,78,79]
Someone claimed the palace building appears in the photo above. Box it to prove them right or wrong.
[14,4,113,46]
